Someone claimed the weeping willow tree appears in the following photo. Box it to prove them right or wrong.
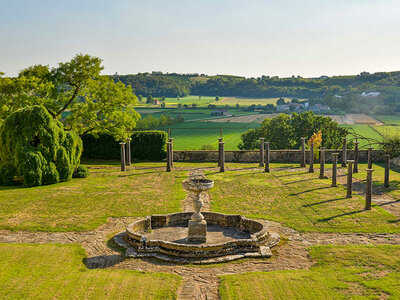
[0,106,82,187]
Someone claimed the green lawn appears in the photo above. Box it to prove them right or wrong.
[1,162,399,233]
[219,245,400,299]
[0,165,186,231]
[0,243,181,299]
[207,165,399,233]
[354,163,400,199]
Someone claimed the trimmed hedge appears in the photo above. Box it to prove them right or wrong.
[81,131,167,161]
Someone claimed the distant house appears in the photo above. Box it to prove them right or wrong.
[361,92,381,98]
[288,103,303,111]
[309,103,331,113]
[334,95,342,99]
[211,109,231,116]
[276,105,290,112]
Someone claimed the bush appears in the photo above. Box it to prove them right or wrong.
[81,131,167,161]
[131,131,167,160]
[73,165,89,178]
[0,105,82,187]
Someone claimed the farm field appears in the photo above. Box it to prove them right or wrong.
[208,97,283,106]
[340,124,383,148]
[165,122,259,150]
[373,125,400,136]
[375,114,400,125]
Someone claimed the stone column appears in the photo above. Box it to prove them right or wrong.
[365,169,374,210]
[126,138,131,166]
[166,142,171,172]
[220,142,225,173]
[367,147,373,169]
[264,141,270,173]
[300,137,306,167]
[259,137,265,167]
[308,143,314,173]
[319,147,326,179]
[353,141,359,173]
[346,160,354,198]
[218,138,223,167]
[120,142,126,171]
[331,153,339,187]
[168,138,174,166]
[341,138,347,167]
[384,154,390,188]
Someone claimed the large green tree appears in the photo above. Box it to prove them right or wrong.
[238,111,348,150]
[0,54,139,140]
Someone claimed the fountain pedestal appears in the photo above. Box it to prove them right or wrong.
[182,178,214,243]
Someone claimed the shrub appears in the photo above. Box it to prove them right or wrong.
[0,164,18,186]
[0,105,82,187]
[73,165,89,178]
[131,131,167,160]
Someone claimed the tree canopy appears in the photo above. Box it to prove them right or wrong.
[0,54,139,140]
[238,111,348,150]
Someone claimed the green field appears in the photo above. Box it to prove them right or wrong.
[375,115,400,125]
[373,125,400,137]
[208,97,283,106]
[340,124,383,148]
[0,244,181,299]
[220,245,400,299]
[166,122,259,150]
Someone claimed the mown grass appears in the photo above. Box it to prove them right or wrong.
[0,165,186,231]
[1,162,399,233]
[207,165,400,233]
[354,162,400,200]
[219,245,400,300]
[0,243,181,299]
[340,124,383,148]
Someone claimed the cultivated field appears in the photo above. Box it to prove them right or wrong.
[209,97,282,106]
[326,114,383,125]
[203,113,279,123]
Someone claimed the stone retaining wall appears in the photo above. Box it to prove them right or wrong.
[173,149,385,163]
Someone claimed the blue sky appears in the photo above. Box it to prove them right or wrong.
[1,0,400,77]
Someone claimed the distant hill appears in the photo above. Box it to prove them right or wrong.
[113,71,400,99]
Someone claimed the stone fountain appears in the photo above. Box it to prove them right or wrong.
[114,175,280,264]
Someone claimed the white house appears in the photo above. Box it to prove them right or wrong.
[361,92,381,98]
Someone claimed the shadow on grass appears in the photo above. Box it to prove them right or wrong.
[83,254,123,269]
[317,209,366,222]
[303,197,347,207]
[290,186,331,196]
[118,170,163,177]
[283,177,317,185]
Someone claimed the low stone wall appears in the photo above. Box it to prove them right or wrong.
[173,149,385,163]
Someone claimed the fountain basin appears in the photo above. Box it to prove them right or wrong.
[115,212,280,264]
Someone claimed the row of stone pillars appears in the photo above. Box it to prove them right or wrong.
[119,138,131,171]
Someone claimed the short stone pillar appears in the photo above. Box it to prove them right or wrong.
[300,137,306,167]
[166,142,172,172]
[259,137,265,167]
[126,138,131,166]
[220,142,225,173]
[384,154,390,188]
[264,141,270,173]
[341,138,347,167]
[331,153,339,187]
[346,160,354,198]
[365,169,374,210]
[319,147,327,179]
[308,143,314,173]
[120,142,126,171]
[168,138,174,167]
[353,141,359,173]
[218,138,223,167]
[367,147,373,169]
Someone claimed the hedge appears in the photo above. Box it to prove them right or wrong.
[81,131,167,161]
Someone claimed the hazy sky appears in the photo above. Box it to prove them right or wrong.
[1,0,400,78]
